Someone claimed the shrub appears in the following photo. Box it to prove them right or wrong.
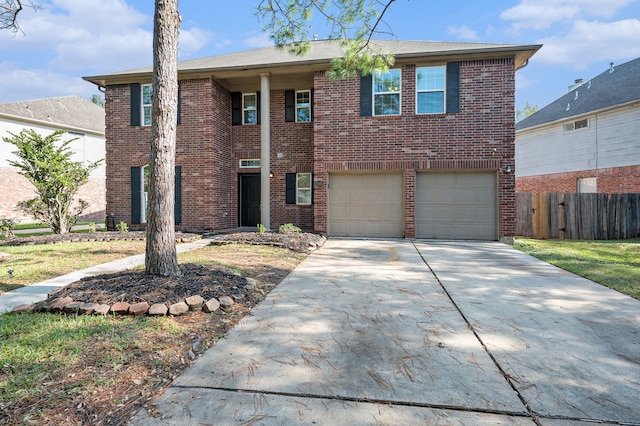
[278,223,301,233]
[257,223,266,234]
[116,221,129,233]
[0,218,16,237]
[87,222,97,233]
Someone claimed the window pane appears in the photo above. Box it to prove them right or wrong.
[142,85,153,105]
[417,92,444,114]
[296,91,310,106]
[244,110,257,124]
[297,173,311,189]
[297,107,310,122]
[243,94,256,108]
[143,106,152,125]
[417,67,445,91]
[374,70,401,93]
[297,189,311,205]
[374,94,400,115]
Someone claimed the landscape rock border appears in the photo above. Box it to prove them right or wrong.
[12,291,238,317]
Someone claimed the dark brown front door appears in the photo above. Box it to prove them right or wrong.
[239,174,261,227]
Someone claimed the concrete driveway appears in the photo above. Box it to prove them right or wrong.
[130,239,640,425]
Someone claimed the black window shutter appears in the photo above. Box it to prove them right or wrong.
[177,82,182,125]
[310,88,314,121]
[256,91,261,125]
[285,173,296,204]
[131,167,141,224]
[446,62,460,113]
[360,74,373,116]
[130,83,141,126]
[174,166,182,225]
[231,92,242,125]
[284,90,295,122]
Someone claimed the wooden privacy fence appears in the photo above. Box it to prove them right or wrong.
[516,192,640,240]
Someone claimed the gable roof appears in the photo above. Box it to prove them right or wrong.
[84,39,541,86]
[517,56,640,131]
[0,95,105,135]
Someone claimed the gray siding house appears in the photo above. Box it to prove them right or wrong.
[516,57,640,193]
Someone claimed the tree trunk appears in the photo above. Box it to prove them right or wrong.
[145,0,181,276]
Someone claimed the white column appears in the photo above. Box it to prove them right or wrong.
[260,72,271,229]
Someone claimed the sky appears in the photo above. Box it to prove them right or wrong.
[1,0,639,113]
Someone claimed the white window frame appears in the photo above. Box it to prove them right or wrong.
[142,84,153,126]
[373,69,401,116]
[578,177,597,193]
[296,173,312,205]
[243,93,257,125]
[141,164,149,223]
[563,118,589,132]
[295,90,311,122]
[416,65,446,114]
[239,159,261,168]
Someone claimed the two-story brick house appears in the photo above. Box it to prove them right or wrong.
[84,40,540,241]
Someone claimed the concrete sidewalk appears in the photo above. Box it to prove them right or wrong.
[129,239,640,425]
[0,238,212,313]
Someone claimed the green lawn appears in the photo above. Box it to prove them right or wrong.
[514,238,640,300]
[0,241,146,294]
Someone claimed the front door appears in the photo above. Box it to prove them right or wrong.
[239,174,261,227]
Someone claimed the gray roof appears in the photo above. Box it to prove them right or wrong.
[517,56,640,131]
[84,39,541,86]
[0,95,105,134]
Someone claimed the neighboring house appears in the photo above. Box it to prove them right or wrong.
[0,96,106,222]
[84,40,540,241]
[516,57,640,194]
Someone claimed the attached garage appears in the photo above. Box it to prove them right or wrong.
[328,173,404,238]
[416,171,497,240]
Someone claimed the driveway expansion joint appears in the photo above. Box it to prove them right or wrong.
[412,242,543,426]
[171,384,535,419]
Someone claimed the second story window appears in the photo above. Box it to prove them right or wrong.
[416,66,445,114]
[373,69,401,116]
[243,93,257,124]
[296,90,311,122]
[142,84,153,126]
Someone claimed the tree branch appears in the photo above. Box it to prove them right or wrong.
[0,0,42,33]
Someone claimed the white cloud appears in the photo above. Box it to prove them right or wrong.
[244,33,273,49]
[179,27,214,59]
[216,39,233,49]
[515,73,537,91]
[534,19,640,68]
[446,25,478,40]
[1,0,213,73]
[501,0,635,32]
[0,63,97,102]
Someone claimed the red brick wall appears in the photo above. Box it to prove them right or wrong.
[106,80,314,232]
[516,165,640,193]
[313,59,517,239]
[231,90,315,230]
[105,57,517,238]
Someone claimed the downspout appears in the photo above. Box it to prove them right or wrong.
[260,73,271,229]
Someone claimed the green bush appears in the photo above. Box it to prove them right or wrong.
[0,218,16,237]
[257,223,266,234]
[116,221,129,233]
[278,223,301,233]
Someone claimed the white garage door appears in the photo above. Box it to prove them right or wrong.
[416,171,497,240]
[328,173,404,238]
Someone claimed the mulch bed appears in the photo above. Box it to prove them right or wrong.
[11,231,326,310]
[48,263,256,307]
